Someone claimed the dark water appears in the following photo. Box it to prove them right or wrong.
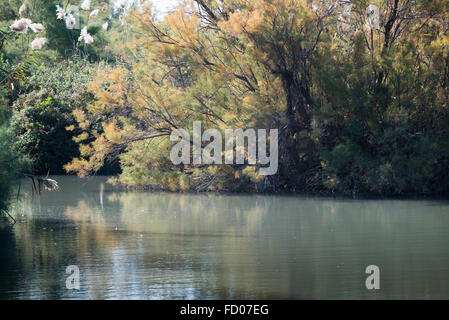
[1,176,449,299]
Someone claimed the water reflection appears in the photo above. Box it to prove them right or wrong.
[1,176,449,299]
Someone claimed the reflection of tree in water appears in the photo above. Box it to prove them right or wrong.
[0,225,19,299]
[112,192,269,234]
[104,192,281,298]
[60,192,449,299]
[58,192,275,299]
[0,218,70,299]
[5,179,449,299]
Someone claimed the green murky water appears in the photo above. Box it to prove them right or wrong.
[1,176,449,299]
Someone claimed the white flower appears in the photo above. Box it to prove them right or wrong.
[81,0,91,11]
[79,26,88,40]
[117,0,127,9]
[102,22,108,30]
[56,5,65,20]
[30,23,44,33]
[10,82,14,91]
[19,3,26,16]
[78,27,94,44]
[65,13,76,29]
[119,13,127,25]
[30,37,47,50]
[85,34,94,44]
[90,9,99,18]
[9,18,32,33]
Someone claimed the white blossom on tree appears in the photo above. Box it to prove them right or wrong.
[90,9,99,18]
[30,23,44,33]
[56,5,65,20]
[19,3,26,16]
[81,0,91,11]
[30,37,47,50]
[119,13,127,25]
[78,27,94,44]
[65,13,76,29]
[9,18,32,33]
[117,0,127,9]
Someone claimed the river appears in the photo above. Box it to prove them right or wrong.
[1,176,449,299]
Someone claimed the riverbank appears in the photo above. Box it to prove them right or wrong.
[13,174,449,201]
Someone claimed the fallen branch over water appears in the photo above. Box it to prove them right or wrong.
[23,174,59,196]
[1,209,16,225]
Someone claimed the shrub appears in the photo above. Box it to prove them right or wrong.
[10,59,97,174]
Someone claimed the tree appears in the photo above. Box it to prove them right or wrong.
[65,1,285,191]
[66,0,449,195]
[316,0,449,195]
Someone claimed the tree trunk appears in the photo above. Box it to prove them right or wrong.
[279,73,314,191]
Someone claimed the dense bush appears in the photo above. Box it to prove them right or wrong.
[0,54,29,210]
[0,89,30,210]
[315,23,449,196]
[10,59,96,174]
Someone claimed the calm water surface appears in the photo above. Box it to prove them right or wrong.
[1,176,449,299]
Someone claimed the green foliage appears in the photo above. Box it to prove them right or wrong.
[315,7,449,196]
[0,122,31,210]
[10,58,97,174]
